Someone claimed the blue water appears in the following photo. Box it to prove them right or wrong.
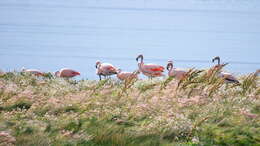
[0,0,260,79]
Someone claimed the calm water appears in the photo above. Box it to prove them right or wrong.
[0,0,260,79]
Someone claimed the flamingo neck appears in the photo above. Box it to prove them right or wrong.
[138,63,144,72]
[170,66,173,72]
[213,57,220,65]
[140,57,143,64]
[167,63,173,72]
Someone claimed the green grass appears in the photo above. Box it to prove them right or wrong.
[0,71,259,146]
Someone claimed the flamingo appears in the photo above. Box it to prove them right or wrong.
[167,60,187,80]
[55,68,80,78]
[96,60,118,80]
[209,56,239,84]
[116,69,139,81]
[22,67,44,76]
[136,54,164,78]
[207,56,228,76]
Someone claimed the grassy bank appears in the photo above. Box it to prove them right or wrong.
[0,70,259,146]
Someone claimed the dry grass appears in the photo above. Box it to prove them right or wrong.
[0,70,259,146]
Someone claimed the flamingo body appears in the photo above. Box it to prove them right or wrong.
[209,56,239,84]
[117,69,138,81]
[22,68,44,76]
[136,55,164,78]
[138,63,164,77]
[207,64,227,77]
[168,68,187,80]
[96,61,117,80]
[167,61,187,80]
[55,68,80,78]
[218,72,239,84]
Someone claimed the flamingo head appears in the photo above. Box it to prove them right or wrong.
[136,54,143,62]
[95,61,101,68]
[167,60,173,71]
[212,56,220,65]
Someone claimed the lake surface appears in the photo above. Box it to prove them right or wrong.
[0,0,260,79]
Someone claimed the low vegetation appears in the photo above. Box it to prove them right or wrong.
[0,70,259,146]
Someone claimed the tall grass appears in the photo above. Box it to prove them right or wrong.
[0,71,259,146]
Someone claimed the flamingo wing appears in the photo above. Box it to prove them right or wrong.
[143,64,164,72]
[59,68,80,77]
[169,68,187,80]
[99,63,117,75]
[24,69,44,76]
[117,72,136,80]
[71,71,80,76]
[220,72,239,83]
[150,67,164,71]
[107,66,117,72]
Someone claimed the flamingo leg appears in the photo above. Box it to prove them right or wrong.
[98,74,102,81]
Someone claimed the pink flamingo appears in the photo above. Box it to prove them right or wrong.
[136,54,164,78]
[167,60,187,80]
[55,68,80,78]
[210,56,239,84]
[207,56,228,76]
[22,67,44,76]
[116,69,139,81]
[96,61,118,80]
